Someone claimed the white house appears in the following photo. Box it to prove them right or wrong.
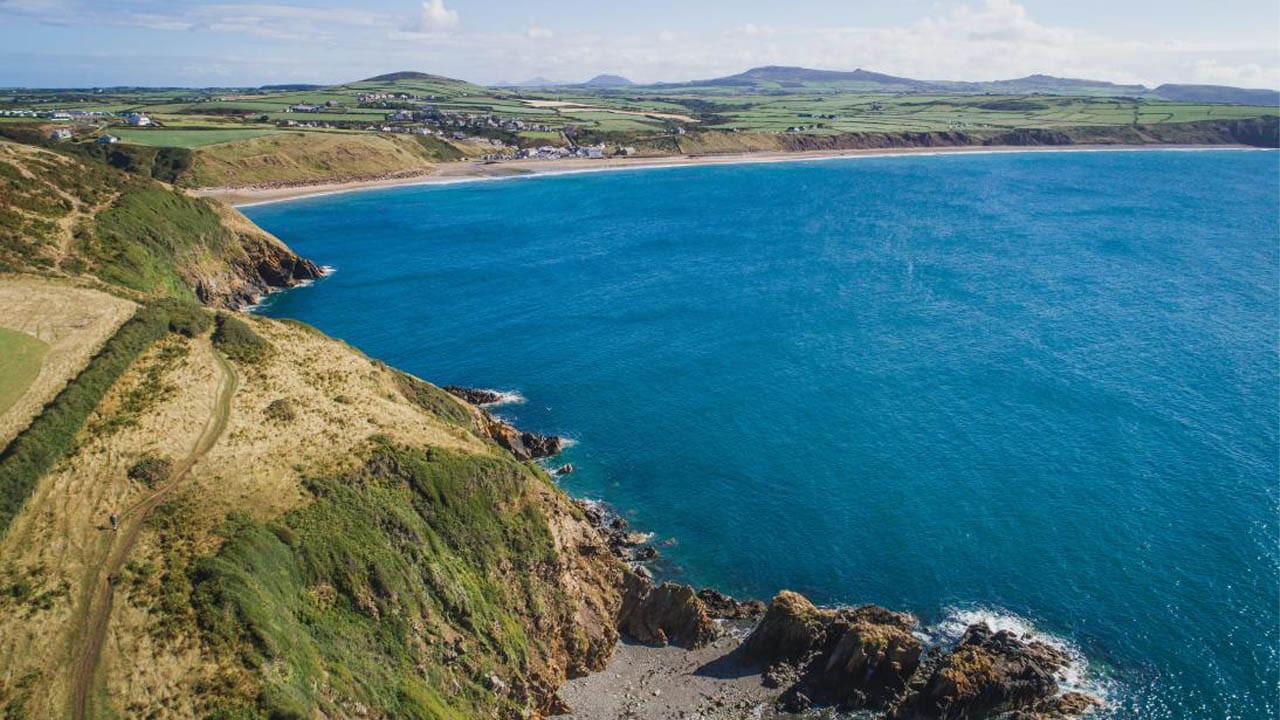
[49,128,72,141]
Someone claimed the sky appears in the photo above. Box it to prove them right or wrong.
[0,0,1277,89]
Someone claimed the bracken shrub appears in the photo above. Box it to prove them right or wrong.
[127,455,173,488]
[212,314,270,363]
[263,398,296,424]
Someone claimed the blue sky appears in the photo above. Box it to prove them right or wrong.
[0,0,1276,88]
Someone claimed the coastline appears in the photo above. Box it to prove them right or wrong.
[195,143,1264,207]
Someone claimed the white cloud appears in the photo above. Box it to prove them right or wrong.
[1,0,1276,89]
[409,0,458,34]
[1191,59,1280,88]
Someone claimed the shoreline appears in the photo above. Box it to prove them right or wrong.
[196,143,1266,207]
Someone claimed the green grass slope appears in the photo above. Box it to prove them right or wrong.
[192,441,589,719]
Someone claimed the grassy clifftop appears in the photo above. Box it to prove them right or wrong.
[0,140,319,307]
[0,299,621,719]
[0,138,628,718]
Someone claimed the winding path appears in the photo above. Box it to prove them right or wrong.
[70,340,237,720]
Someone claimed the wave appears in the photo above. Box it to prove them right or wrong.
[475,390,526,407]
[926,605,1113,705]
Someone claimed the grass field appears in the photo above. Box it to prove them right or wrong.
[0,279,137,448]
[0,327,48,417]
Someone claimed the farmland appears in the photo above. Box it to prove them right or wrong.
[0,68,1274,189]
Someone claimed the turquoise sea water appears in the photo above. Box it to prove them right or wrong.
[247,150,1279,718]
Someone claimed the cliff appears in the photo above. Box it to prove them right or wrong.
[0,139,319,309]
[630,116,1280,156]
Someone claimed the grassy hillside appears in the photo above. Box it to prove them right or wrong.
[182,131,462,188]
[0,293,621,719]
[0,140,318,306]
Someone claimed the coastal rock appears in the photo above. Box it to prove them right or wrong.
[554,463,575,476]
[696,588,766,620]
[812,606,922,708]
[617,572,717,649]
[473,409,564,461]
[520,431,564,459]
[742,593,923,712]
[442,385,506,405]
[891,622,1072,720]
[741,591,830,665]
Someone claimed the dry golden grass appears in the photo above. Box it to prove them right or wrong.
[0,306,503,718]
[0,277,136,447]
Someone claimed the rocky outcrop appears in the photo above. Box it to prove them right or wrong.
[741,592,922,712]
[697,588,766,620]
[739,592,1096,719]
[742,591,831,665]
[617,572,718,649]
[443,385,507,405]
[190,205,323,309]
[891,622,1076,720]
[471,409,565,461]
[521,431,564,459]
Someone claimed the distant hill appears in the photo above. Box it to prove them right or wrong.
[343,71,494,98]
[362,71,457,83]
[701,66,932,91]
[583,74,634,87]
[680,66,1277,104]
[971,74,1147,96]
[1153,84,1280,106]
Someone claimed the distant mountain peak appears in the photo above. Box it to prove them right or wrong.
[362,71,454,83]
[584,74,634,87]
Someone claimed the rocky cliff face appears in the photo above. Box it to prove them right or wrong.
[187,203,323,309]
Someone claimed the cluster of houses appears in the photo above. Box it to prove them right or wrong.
[3,109,115,121]
[476,144,625,162]
[284,100,341,113]
[48,129,120,143]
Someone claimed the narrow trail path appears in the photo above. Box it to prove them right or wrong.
[69,340,236,720]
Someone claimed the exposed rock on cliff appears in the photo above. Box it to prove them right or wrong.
[190,204,322,308]
[472,407,565,461]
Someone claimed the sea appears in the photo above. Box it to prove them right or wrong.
[245,148,1280,718]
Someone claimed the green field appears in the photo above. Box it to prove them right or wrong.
[112,128,282,148]
[0,327,48,417]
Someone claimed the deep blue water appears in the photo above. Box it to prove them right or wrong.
[246,150,1279,718]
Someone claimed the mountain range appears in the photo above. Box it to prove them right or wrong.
[482,66,1278,106]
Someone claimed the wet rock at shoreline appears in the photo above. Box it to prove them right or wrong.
[443,385,506,405]
[739,592,1094,719]
[520,431,564,459]
[891,622,1073,720]
[555,463,575,476]
[697,588,767,620]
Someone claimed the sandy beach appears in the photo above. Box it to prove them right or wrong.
[193,144,1258,207]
